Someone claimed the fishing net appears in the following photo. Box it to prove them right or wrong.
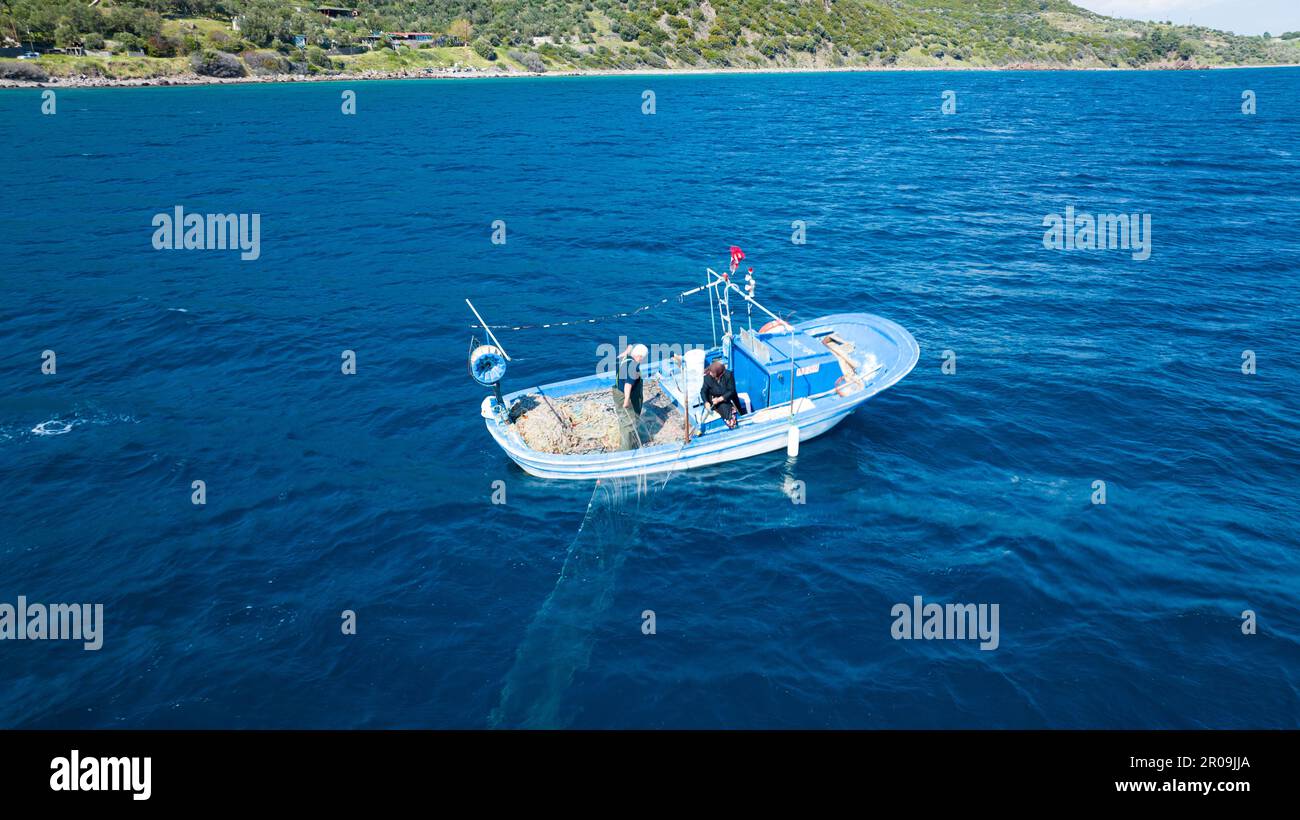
[511,379,687,454]
[490,471,656,728]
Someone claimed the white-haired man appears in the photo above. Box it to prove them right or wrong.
[613,343,649,448]
[620,343,648,412]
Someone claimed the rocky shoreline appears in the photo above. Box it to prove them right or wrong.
[2,60,1296,89]
[0,66,512,89]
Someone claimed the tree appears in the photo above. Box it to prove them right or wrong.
[238,0,292,48]
[106,6,163,40]
[472,37,495,61]
[54,22,80,49]
[448,18,472,44]
[113,32,145,54]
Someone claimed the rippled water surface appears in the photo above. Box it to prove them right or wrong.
[1,69,1298,728]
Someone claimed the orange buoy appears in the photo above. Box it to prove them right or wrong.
[759,319,792,334]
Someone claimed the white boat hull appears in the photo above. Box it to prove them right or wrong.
[480,312,919,480]
[493,404,853,480]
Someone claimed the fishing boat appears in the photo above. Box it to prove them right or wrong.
[468,261,919,480]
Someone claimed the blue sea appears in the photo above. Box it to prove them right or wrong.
[1,69,1297,728]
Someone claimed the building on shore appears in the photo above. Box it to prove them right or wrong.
[390,33,437,44]
[317,6,359,19]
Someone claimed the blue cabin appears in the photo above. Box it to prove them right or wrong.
[724,326,842,411]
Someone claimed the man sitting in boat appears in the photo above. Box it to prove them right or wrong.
[701,360,749,430]
[612,343,648,448]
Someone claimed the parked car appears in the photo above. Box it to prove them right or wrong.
[17,51,40,60]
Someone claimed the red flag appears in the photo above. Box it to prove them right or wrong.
[729,246,745,273]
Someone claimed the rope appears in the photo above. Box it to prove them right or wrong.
[468,284,709,332]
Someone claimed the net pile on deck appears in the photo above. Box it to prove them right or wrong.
[511,380,687,455]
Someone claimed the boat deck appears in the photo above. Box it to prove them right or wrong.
[511,379,687,455]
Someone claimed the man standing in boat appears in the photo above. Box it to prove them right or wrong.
[613,343,648,448]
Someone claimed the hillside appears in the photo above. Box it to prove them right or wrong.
[4,0,1300,81]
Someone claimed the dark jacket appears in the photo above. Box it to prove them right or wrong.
[701,369,743,420]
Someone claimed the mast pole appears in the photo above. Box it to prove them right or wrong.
[465,298,511,361]
[706,272,717,349]
[706,269,799,417]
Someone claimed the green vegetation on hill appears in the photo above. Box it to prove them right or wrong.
[3,0,1299,78]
